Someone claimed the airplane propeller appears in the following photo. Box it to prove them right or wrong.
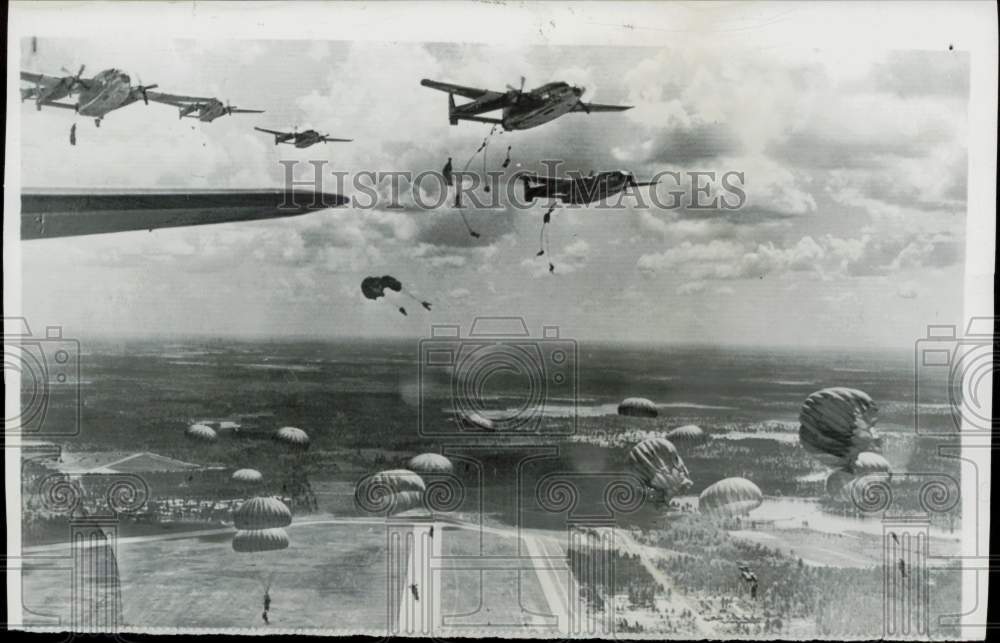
[506,76,526,103]
[135,77,158,105]
[59,64,86,88]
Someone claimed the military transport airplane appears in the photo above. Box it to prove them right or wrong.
[21,189,348,240]
[21,67,160,127]
[521,171,658,204]
[149,94,265,122]
[254,127,353,148]
[420,77,632,130]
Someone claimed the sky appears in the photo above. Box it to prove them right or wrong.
[16,37,970,348]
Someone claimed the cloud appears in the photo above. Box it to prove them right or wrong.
[896,282,920,299]
[638,236,825,280]
[677,281,707,295]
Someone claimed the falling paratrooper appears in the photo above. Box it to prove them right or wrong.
[231,496,292,618]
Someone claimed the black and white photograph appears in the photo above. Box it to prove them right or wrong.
[4,1,996,638]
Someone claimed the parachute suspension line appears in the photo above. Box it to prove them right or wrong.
[399,288,433,312]
[457,209,480,239]
[454,125,500,238]
[537,203,557,273]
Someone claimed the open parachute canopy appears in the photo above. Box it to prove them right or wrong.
[667,424,707,444]
[699,477,764,516]
[358,469,427,514]
[274,426,310,449]
[618,397,659,418]
[361,275,403,299]
[458,409,497,431]
[851,451,891,475]
[233,496,293,530]
[799,387,881,469]
[232,527,289,553]
[407,453,454,474]
[232,468,264,484]
[627,437,693,502]
[185,423,218,443]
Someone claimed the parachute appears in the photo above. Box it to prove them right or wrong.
[231,497,292,596]
[458,410,497,431]
[532,203,559,273]
[232,527,290,553]
[627,437,693,503]
[799,387,881,469]
[185,423,218,443]
[232,468,264,485]
[698,477,764,516]
[357,469,428,515]
[234,496,293,530]
[618,397,659,418]
[407,453,454,474]
[667,424,707,444]
[851,451,891,476]
[274,426,310,450]
[361,275,432,316]
[371,469,426,494]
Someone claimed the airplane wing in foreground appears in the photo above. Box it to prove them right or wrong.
[21,189,349,240]
[320,136,353,143]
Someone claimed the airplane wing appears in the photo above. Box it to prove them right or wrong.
[145,91,213,107]
[229,108,265,114]
[21,71,52,84]
[420,78,505,102]
[21,188,349,240]
[572,102,634,112]
[254,126,289,136]
[37,101,79,111]
[520,174,567,186]
[320,136,353,143]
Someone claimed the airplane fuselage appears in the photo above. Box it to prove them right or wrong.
[526,172,635,205]
[198,100,227,122]
[501,83,581,130]
[292,130,322,148]
[75,69,134,118]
